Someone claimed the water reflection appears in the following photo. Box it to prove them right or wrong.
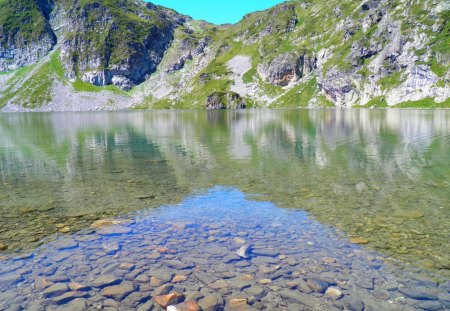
[0,110,449,276]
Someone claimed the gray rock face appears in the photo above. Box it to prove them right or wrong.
[57,1,188,90]
[259,53,301,86]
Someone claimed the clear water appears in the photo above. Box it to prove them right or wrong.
[0,110,449,310]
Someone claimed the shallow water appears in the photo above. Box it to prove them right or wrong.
[0,110,449,310]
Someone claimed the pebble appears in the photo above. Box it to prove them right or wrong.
[208,279,228,290]
[245,285,265,297]
[236,245,251,259]
[167,301,200,311]
[233,237,246,244]
[59,227,71,233]
[90,219,115,228]
[326,287,343,299]
[102,284,135,300]
[307,279,329,293]
[154,292,184,308]
[228,298,250,310]
[172,275,188,283]
[43,283,69,298]
[92,275,121,288]
[350,237,370,244]
[97,225,132,236]
[199,294,225,311]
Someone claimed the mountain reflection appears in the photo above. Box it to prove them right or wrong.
[0,110,449,275]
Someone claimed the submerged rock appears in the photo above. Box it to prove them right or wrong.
[0,243,8,251]
[350,237,370,245]
[102,284,135,300]
[167,301,200,311]
[236,244,252,259]
[154,292,184,308]
[199,293,224,311]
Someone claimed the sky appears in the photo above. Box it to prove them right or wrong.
[148,0,286,25]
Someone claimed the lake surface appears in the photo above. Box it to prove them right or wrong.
[0,110,449,310]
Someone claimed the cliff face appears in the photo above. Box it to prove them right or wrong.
[0,0,449,110]
[0,0,56,71]
[55,0,187,90]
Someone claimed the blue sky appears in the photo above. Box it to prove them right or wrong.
[149,0,286,24]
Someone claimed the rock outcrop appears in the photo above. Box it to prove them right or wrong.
[206,92,246,109]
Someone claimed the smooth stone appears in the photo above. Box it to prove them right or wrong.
[119,262,136,271]
[325,287,343,299]
[102,242,121,255]
[58,299,89,311]
[0,243,9,251]
[355,277,374,290]
[278,289,321,307]
[251,249,280,257]
[102,284,135,300]
[228,279,252,291]
[43,283,69,298]
[167,301,201,311]
[154,284,174,296]
[236,245,252,259]
[399,287,438,300]
[306,279,329,293]
[135,274,150,283]
[347,297,365,311]
[151,270,174,283]
[0,273,23,288]
[372,289,390,300]
[209,280,229,290]
[349,237,369,244]
[59,227,71,233]
[408,300,444,310]
[223,254,241,263]
[245,286,265,298]
[165,260,193,270]
[90,219,116,228]
[92,275,121,288]
[199,293,225,311]
[53,240,78,250]
[68,282,90,291]
[137,300,155,311]
[154,292,184,308]
[51,291,88,304]
[228,298,251,310]
[34,277,54,290]
[258,279,272,285]
[97,225,132,236]
[54,252,71,262]
[172,275,188,283]
[233,237,246,244]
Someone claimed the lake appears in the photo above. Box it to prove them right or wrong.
[0,110,449,310]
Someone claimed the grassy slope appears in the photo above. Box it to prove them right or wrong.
[0,0,449,109]
[0,52,126,109]
[0,0,49,44]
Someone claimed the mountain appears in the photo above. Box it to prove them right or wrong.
[0,0,449,110]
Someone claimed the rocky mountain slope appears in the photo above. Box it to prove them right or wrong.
[0,0,449,110]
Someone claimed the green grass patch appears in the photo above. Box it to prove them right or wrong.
[356,96,388,108]
[393,97,450,108]
[378,71,405,91]
[72,79,125,94]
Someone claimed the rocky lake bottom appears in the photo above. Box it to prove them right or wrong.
[0,188,448,311]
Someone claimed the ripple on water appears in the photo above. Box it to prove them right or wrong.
[0,188,448,311]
